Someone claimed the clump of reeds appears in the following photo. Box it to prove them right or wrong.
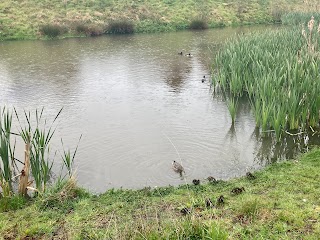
[214,17,320,140]
[106,20,135,34]
[38,177,88,211]
[189,19,208,30]
[60,134,82,179]
[281,12,320,26]
[75,23,104,36]
[0,106,80,199]
[39,24,66,38]
[227,96,238,125]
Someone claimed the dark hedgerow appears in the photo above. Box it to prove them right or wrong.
[189,19,209,30]
[39,24,65,38]
[107,20,135,34]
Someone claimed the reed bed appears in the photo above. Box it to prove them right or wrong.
[214,17,320,140]
[282,12,320,25]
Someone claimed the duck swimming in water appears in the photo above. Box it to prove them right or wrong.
[186,53,192,57]
[172,160,185,175]
[178,51,183,55]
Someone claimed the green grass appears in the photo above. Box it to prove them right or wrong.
[0,0,318,40]
[1,148,320,239]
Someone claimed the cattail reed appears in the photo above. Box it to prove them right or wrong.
[214,18,320,141]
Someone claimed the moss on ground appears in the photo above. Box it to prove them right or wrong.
[1,148,320,239]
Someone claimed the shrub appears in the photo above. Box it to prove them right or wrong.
[189,19,208,30]
[107,20,135,34]
[39,24,64,38]
[75,23,88,34]
[75,23,104,36]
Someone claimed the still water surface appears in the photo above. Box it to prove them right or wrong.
[1,26,318,192]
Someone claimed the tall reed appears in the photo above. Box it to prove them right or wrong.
[61,134,82,179]
[227,96,238,125]
[1,106,79,198]
[14,108,63,193]
[214,17,320,140]
[0,107,14,196]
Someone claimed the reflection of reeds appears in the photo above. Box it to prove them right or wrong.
[215,18,320,140]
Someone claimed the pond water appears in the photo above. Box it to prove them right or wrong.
[1,26,319,192]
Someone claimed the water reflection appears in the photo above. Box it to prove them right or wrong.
[253,130,320,165]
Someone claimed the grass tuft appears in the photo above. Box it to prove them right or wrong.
[39,24,65,38]
[107,20,135,34]
[37,178,89,212]
[189,19,208,30]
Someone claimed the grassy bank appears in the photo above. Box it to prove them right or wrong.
[0,0,319,40]
[1,148,320,239]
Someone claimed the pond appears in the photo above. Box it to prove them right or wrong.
[1,26,318,192]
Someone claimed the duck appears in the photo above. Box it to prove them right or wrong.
[231,187,245,195]
[172,160,185,174]
[202,75,206,83]
[178,51,183,55]
[207,176,217,183]
[180,207,191,215]
[192,179,200,185]
[205,198,214,208]
[186,53,192,57]
[217,195,224,205]
[246,172,256,180]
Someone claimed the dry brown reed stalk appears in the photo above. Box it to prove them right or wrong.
[18,141,31,197]
[301,16,320,57]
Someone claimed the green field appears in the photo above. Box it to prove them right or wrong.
[0,0,319,40]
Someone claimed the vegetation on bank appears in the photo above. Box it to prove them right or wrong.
[281,12,320,26]
[1,148,319,239]
[0,107,79,201]
[0,0,319,40]
[214,16,320,140]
